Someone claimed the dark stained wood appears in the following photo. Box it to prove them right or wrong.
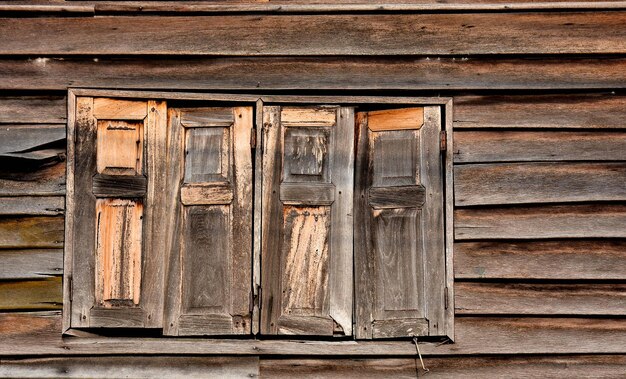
[455,240,626,280]
[1,13,625,56]
[260,356,626,379]
[91,174,147,198]
[454,94,626,129]
[0,197,63,216]
[454,130,626,163]
[0,249,62,280]
[456,283,626,316]
[4,58,626,91]
[0,278,62,311]
[455,205,626,240]
[0,356,260,378]
[455,162,626,206]
[0,96,66,124]
[0,160,65,196]
[0,216,63,249]
[3,312,626,355]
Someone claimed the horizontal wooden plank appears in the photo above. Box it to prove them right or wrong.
[454,130,626,163]
[0,278,62,311]
[2,312,626,355]
[0,160,66,196]
[0,356,259,379]
[0,197,63,216]
[456,283,626,316]
[180,185,234,205]
[455,240,626,280]
[0,96,66,124]
[0,249,62,280]
[0,216,64,248]
[455,204,626,240]
[454,94,626,129]
[92,174,147,198]
[3,58,626,91]
[260,356,626,379]
[0,124,65,156]
[0,13,625,56]
[455,162,626,206]
[369,185,425,208]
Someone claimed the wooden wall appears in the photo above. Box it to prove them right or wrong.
[1,0,626,377]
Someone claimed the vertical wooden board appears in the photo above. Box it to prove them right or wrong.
[252,100,264,335]
[70,96,96,328]
[63,89,76,333]
[443,100,454,340]
[421,106,446,336]
[95,199,143,308]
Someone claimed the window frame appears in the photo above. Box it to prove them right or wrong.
[64,88,454,344]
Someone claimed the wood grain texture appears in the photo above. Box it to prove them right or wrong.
[260,356,626,379]
[180,184,234,205]
[1,13,625,55]
[0,216,63,248]
[91,175,147,198]
[0,197,63,216]
[455,205,626,240]
[0,96,66,124]
[0,249,62,280]
[367,108,424,131]
[0,161,65,196]
[456,283,626,315]
[0,125,65,156]
[0,356,260,379]
[454,130,626,163]
[455,162,626,206]
[0,278,62,311]
[3,57,626,91]
[3,312,626,355]
[455,240,626,280]
[454,94,626,129]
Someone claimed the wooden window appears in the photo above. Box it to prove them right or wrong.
[65,91,453,341]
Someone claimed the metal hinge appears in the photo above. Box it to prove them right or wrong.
[440,130,447,152]
[250,128,257,149]
[444,287,449,310]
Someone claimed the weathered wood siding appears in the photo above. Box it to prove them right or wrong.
[1,0,625,377]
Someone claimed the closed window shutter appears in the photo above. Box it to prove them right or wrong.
[163,107,253,336]
[354,107,446,339]
[70,97,167,328]
[260,106,354,336]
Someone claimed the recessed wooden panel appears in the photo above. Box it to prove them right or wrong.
[281,206,330,318]
[96,120,143,175]
[180,184,234,206]
[283,127,331,183]
[371,130,419,187]
[372,208,423,318]
[184,127,229,183]
[95,199,143,308]
[182,206,230,313]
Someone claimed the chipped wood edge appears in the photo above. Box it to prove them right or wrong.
[62,90,76,334]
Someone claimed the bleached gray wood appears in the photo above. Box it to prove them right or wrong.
[0,196,63,216]
[0,249,62,279]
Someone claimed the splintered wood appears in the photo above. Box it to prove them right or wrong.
[95,199,143,307]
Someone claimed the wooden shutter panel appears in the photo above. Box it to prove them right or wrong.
[260,106,354,336]
[69,97,167,328]
[163,107,253,336]
[354,107,447,339]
